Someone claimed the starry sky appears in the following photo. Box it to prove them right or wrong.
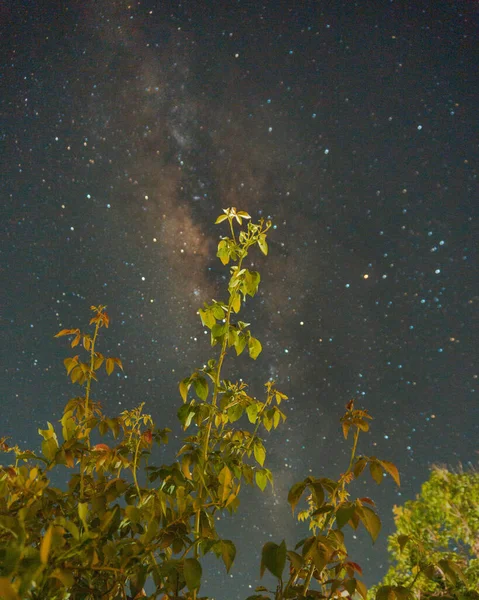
[2,0,478,597]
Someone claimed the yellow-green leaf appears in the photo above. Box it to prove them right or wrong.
[248,336,262,359]
[106,357,114,375]
[254,440,266,466]
[40,524,53,564]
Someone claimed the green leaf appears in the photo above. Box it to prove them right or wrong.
[221,540,236,573]
[227,402,244,422]
[60,411,76,442]
[235,333,247,355]
[288,481,307,515]
[357,505,381,543]
[184,557,202,592]
[215,214,229,224]
[212,322,227,340]
[246,402,260,424]
[248,336,262,359]
[254,440,266,466]
[261,540,286,579]
[199,307,216,329]
[310,481,324,507]
[193,376,208,401]
[336,503,355,529]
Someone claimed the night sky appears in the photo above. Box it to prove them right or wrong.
[2,1,478,598]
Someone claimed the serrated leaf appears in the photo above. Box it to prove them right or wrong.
[184,557,202,591]
[379,460,400,486]
[357,505,381,543]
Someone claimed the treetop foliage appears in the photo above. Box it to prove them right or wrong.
[0,208,474,600]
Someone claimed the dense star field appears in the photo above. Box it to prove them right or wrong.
[2,1,478,597]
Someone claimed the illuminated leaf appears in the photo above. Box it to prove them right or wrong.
[248,336,262,359]
[255,469,268,491]
[40,524,53,564]
[193,376,208,401]
[179,378,189,402]
[258,234,268,255]
[231,293,241,313]
[357,505,381,543]
[254,440,266,466]
[379,460,401,486]
[106,357,114,375]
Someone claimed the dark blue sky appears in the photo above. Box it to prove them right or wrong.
[3,1,478,597]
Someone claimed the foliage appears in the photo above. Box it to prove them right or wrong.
[371,466,479,600]
[0,206,471,600]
